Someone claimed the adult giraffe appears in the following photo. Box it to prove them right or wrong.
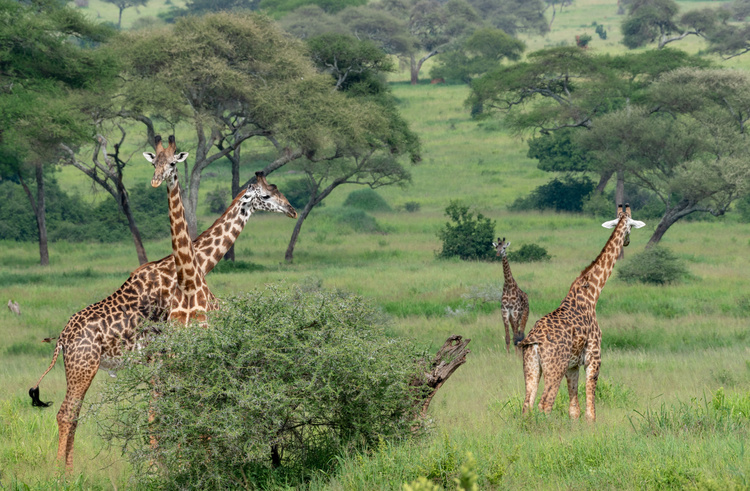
[519,204,645,421]
[29,137,296,470]
[145,135,216,323]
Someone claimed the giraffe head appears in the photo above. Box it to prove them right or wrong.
[240,171,297,218]
[492,237,510,257]
[143,135,189,188]
[601,203,645,246]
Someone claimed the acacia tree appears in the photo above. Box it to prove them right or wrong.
[115,12,351,239]
[468,47,709,208]
[282,37,419,262]
[620,0,717,49]
[0,0,115,265]
[579,68,750,247]
[104,0,148,29]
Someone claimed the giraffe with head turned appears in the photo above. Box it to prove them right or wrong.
[28,136,297,470]
[519,204,645,421]
[492,237,529,354]
[144,135,216,324]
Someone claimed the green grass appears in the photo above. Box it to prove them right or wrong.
[3,0,750,488]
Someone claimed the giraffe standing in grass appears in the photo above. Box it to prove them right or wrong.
[519,204,645,421]
[493,237,529,354]
[29,135,296,470]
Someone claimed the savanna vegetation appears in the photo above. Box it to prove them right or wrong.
[2,0,750,489]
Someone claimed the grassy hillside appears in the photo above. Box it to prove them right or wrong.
[2,0,750,488]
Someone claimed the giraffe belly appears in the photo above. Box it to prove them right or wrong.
[568,349,586,369]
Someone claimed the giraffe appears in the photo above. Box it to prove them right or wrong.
[492,237,529,354]
[28,146,296,470]
[519,204,645,422]
[144,135,216,324]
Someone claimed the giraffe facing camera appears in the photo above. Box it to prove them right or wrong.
[518,204,645,422]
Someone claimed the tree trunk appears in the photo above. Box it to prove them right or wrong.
[615,170,625,259]
[410,54,419,85]
[595,169,613,194]
[284,201,315,263]
[410,335,471,422]
[120,188,148,265]
[20,165,51,266]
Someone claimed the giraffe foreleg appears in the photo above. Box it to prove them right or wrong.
[566,367,581,419]
[521,344,542,415]
[584,358,600,422]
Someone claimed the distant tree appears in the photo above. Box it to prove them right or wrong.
[468,47,710,209]
[160,0,259,23]
[429,27,525,84]
[543,0,573,30]
[0,0,115,265]
[467,0,549,36]
[307,33,394,90]
[260,0,365,16]
[620,0,717,49]
[103,0,148,29]
[279,5,347,38]
[578,68,750,247]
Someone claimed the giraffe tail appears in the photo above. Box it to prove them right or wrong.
[29,340,61,408]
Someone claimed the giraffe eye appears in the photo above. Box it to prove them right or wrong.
[262,195,271,200]
[170,162,176,167]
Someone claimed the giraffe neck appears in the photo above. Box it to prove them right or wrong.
[166,177,202,296]
[193,189,258,274]
[573,216,629,305]
[501,255,516,288]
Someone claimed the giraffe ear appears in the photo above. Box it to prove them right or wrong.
[629,219,646,229]
[601,218,619,229]
[143,152,156,163]
[175,152,189,162]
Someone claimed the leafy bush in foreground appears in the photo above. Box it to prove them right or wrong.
[618,247,688,285]
[95,286,424,489]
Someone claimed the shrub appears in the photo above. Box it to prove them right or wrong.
[509,176,594,213]
[507,243,551,263]
[96,286,426,489]
[404,201,421,212]
[595,24,607,39]
[343,188,392,212]
[618,247,689,285]
[437,201,496,261]
[205,187,228,214]
[315,207,383,233]
[735,193,750,222]
[281,177,317,210]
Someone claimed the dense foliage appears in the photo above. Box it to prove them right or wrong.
[509,176,594,213]
[96,286,426,489]
[437,201,495,261]
[507,243,551,263]
[618,246,688,285]
[0,180,168,243]
[342,188,392,212]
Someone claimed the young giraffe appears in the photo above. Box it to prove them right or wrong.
[519,204,645,421]
[492,237,529,354]
[29,145,296,470]
[145,135,216,324]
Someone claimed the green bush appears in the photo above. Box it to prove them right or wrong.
[315,207,383,233]
[404,201,421,212]
[507,243,551,263]
[618,247,689,285]
[437,201,496,261]
[342,188,392,212]
[96,286,425,489]
[509,176,594,213]
[205,187,228,214]
[280,177,317,210]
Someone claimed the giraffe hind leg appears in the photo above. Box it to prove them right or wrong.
[522,344,542,415]
[501,309,512,354]
[566,367,581,419]
[57,351,100,470]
